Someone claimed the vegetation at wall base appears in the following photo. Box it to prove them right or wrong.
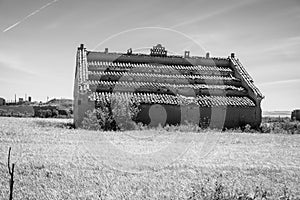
[82,104,300,134]
[82,95,140,131]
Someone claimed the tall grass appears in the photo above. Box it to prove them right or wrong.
[0,117,299,199]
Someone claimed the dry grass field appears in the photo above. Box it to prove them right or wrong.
[0,117,299,199]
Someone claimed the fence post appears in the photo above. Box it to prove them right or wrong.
[7,147,15,200]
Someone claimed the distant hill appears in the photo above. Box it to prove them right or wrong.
[0,105,34,117]
[46,98,73,110]
[0,98,73,118]
[263,111,291,117]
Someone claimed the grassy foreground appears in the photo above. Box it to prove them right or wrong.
[0,117,299,199]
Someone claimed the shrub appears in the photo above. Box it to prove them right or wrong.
[37,109,53,118]
[244,124,252,133]
[52,109,59,118]
[95,104,116,131]
[110,96,140,131]
[58,109,69,117]
[260,123,271,133]
[82,110,102,130]
[260,119,300,134]
[82,95,140,131]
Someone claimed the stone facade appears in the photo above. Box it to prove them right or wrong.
[291,110,300,121]
[0,97,5,106]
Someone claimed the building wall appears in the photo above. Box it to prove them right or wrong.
[74,93,94,127]
[0,98,5,106]
[135,104,258,128]
[74,46,95,128]
[291,110,300,121]
[229,59,262,128]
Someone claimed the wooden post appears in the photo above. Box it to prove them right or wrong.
[8,147,15,200]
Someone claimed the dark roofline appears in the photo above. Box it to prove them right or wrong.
[86,50,229,61]
[86,51,231,67]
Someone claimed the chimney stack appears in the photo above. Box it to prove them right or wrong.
[105,48,108,54]
[206,52,210,58]
[78,44,84,50]
[127,48,132,55]
[184,51,190,58]
[231,53,235,58]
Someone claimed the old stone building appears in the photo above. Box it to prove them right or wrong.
[74,44,264,128]
[291,110,300,121]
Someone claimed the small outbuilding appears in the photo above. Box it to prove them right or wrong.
[291,110,300,121]
[0,97,5,106]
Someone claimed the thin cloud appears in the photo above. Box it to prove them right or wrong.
[0,61,37,77]
[0,52,37,76]
[170,0,258,28]
[258,78,300,86]
[262,36,300,54]
[3,0,59,33]
[92,26,207,52]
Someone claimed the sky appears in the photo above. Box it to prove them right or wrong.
[0,0,299,111]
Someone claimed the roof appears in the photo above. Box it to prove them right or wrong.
[89,92,255,107]
[76,44,263,107]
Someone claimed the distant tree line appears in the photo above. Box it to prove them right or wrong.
[33,106,72,118]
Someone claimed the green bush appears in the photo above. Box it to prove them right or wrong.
[52,109,59,118]
[260,123,271,133]
[82,109,102,130]
[110,96,140,131]
[82,95,140,131]
[37,109,53,118]
[260,119,300,134]
[243,124,252,133]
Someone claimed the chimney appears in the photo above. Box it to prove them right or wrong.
[78,44,84,50]
[184,51,190,58]
[105,48,108,54]
[127,48,132,55]
[206,52,210,58]
[231,53,235,58]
